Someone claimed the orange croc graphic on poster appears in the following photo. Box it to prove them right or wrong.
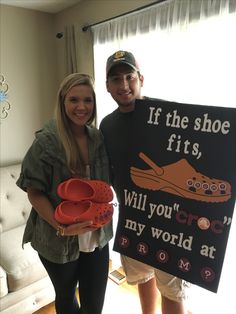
[130,152,231,203]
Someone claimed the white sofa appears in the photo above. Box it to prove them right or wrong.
[0,164,55,314]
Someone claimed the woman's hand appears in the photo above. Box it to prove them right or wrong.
[63,221,98,236]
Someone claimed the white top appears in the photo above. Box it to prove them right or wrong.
[79,230,99,252]
[78,165,99,252]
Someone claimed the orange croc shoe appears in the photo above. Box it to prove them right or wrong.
[55,200,114,228]
[57,178,113,203]
[130,152,231,203]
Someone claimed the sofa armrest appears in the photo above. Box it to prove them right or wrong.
[0,164,31,233]
[0,266,8,298]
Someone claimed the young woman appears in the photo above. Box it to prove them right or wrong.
[17,73,113,314]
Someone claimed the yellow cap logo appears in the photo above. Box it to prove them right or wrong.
[114,51,125,59]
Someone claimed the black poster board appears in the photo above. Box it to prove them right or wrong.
[113,99,236,292]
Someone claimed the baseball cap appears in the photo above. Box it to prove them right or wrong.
[106,50,140,77]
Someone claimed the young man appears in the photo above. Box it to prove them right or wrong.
[100,50,189,314]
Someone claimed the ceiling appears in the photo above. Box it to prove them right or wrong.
[0,0,83,14]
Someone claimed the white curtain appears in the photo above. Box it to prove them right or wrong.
[92,1,236,313]
[92,0,236,125]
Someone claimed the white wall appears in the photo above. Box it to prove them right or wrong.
[0,0,155,166]
[0,5,58,166]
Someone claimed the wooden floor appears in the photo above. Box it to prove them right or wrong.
[34,262,155,314]
[34,262,192,314]
[34,280,151,314]
[34,266,144,314]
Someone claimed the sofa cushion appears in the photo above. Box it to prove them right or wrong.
[0,276,55,313]
[0,225,48,292]
[0,164,31,233]
[0,266,8,298]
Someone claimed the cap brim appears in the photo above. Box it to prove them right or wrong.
[107,61,139,77]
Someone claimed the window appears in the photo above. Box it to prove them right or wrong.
[92,1,236,312]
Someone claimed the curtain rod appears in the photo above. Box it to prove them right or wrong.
[82,0,168,32]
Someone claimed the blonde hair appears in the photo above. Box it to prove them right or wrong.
[55,73,97,176]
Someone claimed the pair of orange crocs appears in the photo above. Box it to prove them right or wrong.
[55,178,114,228]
